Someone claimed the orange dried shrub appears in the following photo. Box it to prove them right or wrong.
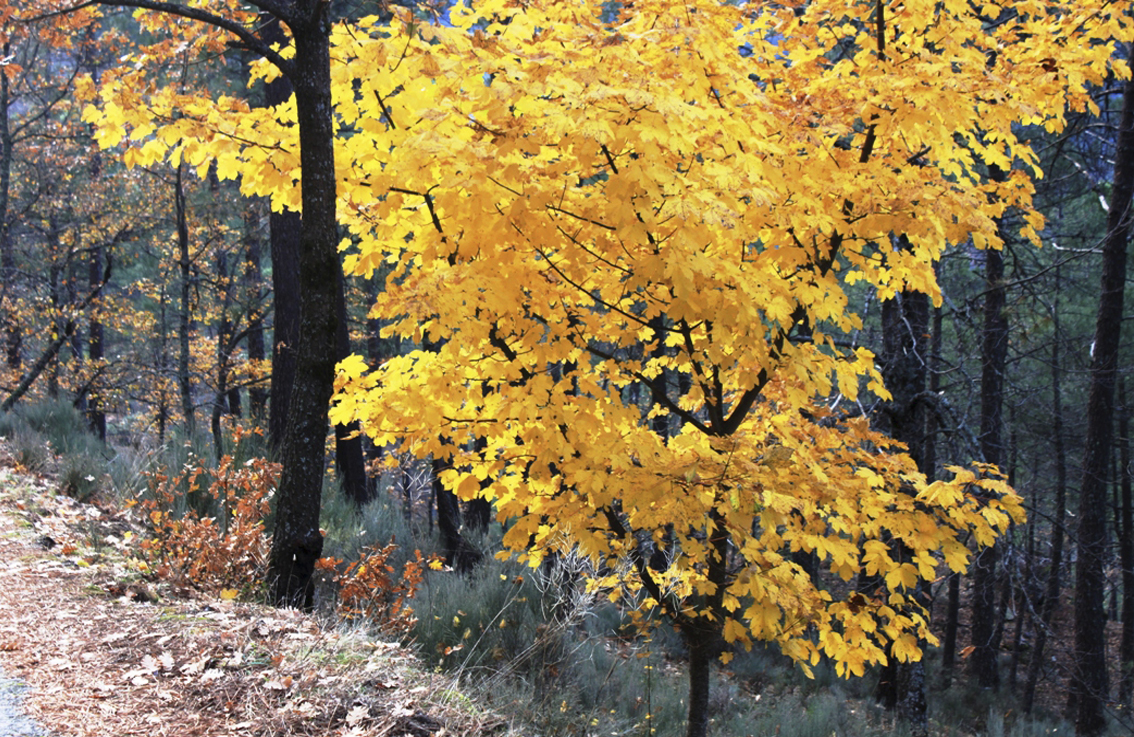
[316,543,429,633]
[138,455,279,595]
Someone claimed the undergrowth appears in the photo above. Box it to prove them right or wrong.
[137,453,278,594]
[6,401,1122,737]
[0,399,109,501]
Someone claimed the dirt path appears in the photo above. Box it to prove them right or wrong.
[0,463,506,737]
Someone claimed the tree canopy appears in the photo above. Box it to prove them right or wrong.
[74,0,1134,733]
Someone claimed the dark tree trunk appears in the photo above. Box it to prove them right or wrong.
[261,16,302,454]
[465,497,492,532]
[1009,424,1027,692]
[685,626,714,737]
[1023,281,1069,715]
[1,40,20,371]
[928,293,964,690]
[250,0,373,610]
[243,201,268,420]
[972,192,1009,689]
[334,270,371,506]
[942,574,961,687]
[1119,378,1134,708]
[365,275,385,366]
[432,455,482,572]
[362,275,389,480]
[875,280,929,735]
[1071,75,1134,737]
[465,437,492,532]
[268,207,302,450]
[156,287,170,444]
[680,511,730,737]
[2,322,76,412]
[266,6,342,610]
[211,246,234,460]
[87,240,106,441]
[1008,556,1026,690]
[46,225,63,397]
[176,165,195,436]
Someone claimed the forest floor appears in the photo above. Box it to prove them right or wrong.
[0,450,510,737]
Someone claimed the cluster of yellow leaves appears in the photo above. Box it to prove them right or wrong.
[137,454,278,595]
[83,0,1128,677]
[325,0,1108,673]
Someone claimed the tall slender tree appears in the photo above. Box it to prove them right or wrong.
[1071,72,1134,736]
[1118,379,1133,708]
[1023,274,1070,715]
[972,166,1011,691]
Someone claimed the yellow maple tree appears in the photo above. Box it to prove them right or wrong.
[80,1,1131,734]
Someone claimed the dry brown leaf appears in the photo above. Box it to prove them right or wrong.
[346,704,370,727]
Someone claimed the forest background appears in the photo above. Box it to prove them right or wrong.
[1,1,1134,736]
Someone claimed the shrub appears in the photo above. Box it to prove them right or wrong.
[315,542,429,633]
[58,453,105,503]
[137,454,278,594]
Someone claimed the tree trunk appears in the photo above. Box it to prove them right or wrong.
[243,201,268,420]
[268,207,302,451]
[942,574,961,687]
[685,626,714,737]
[928,293,963,690]
[1119,378,1133,708]
[972,196,1009,690]
[432,455,482,572]
[46,224,63,397]
[176,164,195,436]
[875,281,930,735]
[1,258,111,414]
[261,16,302,454]
[334,271,370,506]
[211,246,233,460]
[1071,74,1134,737]
[266,9,340,610]
[156,287,169,445]
[87,240,106,441]
[1023,280,1069,715]
[1,40,20,371]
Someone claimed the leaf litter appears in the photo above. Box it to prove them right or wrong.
[0,448,510,737]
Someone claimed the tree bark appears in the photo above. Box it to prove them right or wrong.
[156,284,170,444]
[875,281,930,735]
[1023,279,1069,715]
[685,625,714,737]
[268,207,302,451]
[432,455,482,572]
[1119,378,1134,708]
[46,223,64,397]
[1,39,21,371]
[972,182,1009,689]
[87,240,106,440]
[175,164,195,436]
[334,270,370,506]
[928,292,964,690]
[243,201,268,421]
[211,245,233,460]
[266,5,341,610]
[1071,74,1134,737]
[260,16,303,454]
